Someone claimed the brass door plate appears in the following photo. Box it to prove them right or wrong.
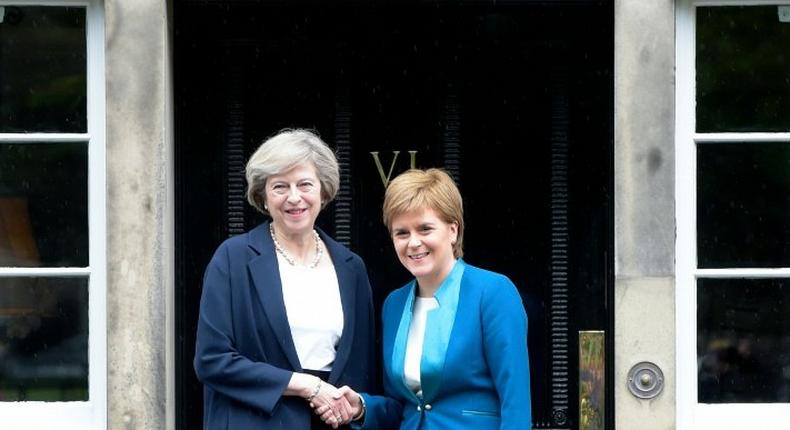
[579,330,605,430]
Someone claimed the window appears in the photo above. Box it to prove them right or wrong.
[0,1,105,428]
[677,1,790,429]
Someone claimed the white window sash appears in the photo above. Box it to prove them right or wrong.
[695,133,790,143]
[676,1,790,429]
[0,134,90,142]
[0,0,106,428]
[0,0,89,5]
[695,268,790,278]
[691,0,790,5]
[0,267,91,276]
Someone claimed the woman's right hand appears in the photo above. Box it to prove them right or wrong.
[287,373,352,428]
[315,385,363,426]
[311,380,354,428]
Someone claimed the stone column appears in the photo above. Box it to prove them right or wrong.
[614,1,676,429]
[105,0,173,428]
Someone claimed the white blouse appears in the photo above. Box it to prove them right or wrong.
[404,296,439,396]
[278,254,344,372]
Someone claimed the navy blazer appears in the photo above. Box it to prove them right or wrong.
[194,222,376,430]
[360,261,532,430]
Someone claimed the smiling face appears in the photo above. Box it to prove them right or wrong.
[265,162,322,238]
[390,207,458,296]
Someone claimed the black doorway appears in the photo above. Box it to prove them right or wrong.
[174,1,613,429]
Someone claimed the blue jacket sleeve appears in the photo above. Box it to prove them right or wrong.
[481,276,532,429]
[356,392,402,430]
[355,290,404,430]
[193,243,293,415]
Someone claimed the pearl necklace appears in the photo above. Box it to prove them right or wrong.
[269,224,323,268]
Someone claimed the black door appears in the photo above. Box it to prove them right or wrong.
[174,2,613,429]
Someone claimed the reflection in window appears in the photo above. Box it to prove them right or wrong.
[698,278,790,403]
[0,6,87,133]
[697,6,790,132]
[697,143,790,268]
[0,277,88,401]
[0,143,88,267]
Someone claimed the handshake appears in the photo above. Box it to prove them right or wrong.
[305,378,364,429]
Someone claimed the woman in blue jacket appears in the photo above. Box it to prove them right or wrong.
[318,168,532,429]
[194,129,376,429]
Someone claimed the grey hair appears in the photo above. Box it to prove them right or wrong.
[246,129,340,215]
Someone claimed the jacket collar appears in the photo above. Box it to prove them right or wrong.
[246,221,355,264]
[391,259,465,402]
[246,222,357,383]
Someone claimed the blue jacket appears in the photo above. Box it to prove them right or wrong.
[360,260,531,430]
[194,222,376,430]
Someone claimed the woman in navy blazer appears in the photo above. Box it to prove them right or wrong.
[194,129,375,430]
[320,168,532,429]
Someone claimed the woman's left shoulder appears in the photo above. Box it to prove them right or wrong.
[462,263,514,288]
[461,263,522,306]
[321,232,360,263]
[323,235,370,277]
[341,247,367,271]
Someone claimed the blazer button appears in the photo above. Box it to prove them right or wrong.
[424,404,432,411]
[417,405,422,412]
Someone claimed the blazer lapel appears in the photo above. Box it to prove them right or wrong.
[420,259,465,402]
[247,223,302,372]
[391,281,421,402]
[322,231,357,385]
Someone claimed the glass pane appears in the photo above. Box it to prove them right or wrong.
[697,143,790,268]
[0,6,87,132]
[697,6,790,132]
[0,143,88,267]
[698,278,790,403]
[0,277,88,401]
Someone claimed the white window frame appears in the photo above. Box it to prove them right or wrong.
[676,1,790,429]
[0,1,106,429]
